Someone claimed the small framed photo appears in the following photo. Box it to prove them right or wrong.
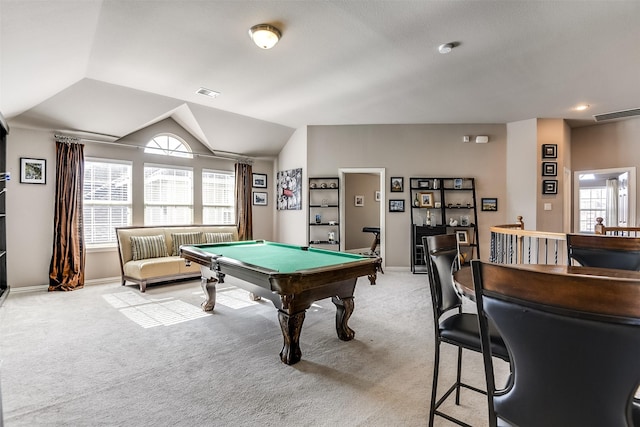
[542,162,557,176]
[542,144,557,159]
[453,178,463,189]
[543,180,558,195]
[390,177,404,192]
[252,191,268,205]
[481,198,498,211]
[418,180,431,189]
[252,173,267,188]
[460,215,471,227]
[456,230,469,245]
[355,195,364,206]
[20,157,46,184]
[389,199,405,212]
[375,191,381,202]
[418,192,434,208]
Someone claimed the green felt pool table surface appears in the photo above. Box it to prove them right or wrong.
[192,240,368,273]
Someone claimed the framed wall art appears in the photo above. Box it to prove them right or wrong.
[418,192,434,208]
[543,179,558,195]
[542,144,557,159]
[456,230,469,245]
[542,162,557,176]
[276,168,302,210]
[389,199,405,212]
[481,198,498,211]
[252,173,267,188]
[253,191,268,206]
[355,195,364,206]
[20,157,46,184]
[390,177,403,192]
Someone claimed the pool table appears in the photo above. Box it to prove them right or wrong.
[180,240,382,365]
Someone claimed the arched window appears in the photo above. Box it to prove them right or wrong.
[145,134,193,158]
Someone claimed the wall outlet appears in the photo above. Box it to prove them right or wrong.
[544,203,552,211]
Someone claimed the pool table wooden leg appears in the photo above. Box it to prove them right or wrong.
[332,296,355,341]
[201,276,217,311]
[278,310,305,365]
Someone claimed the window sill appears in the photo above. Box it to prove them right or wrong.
[87,244,118,253]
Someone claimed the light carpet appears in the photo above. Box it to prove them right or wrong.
[0,270,508,426]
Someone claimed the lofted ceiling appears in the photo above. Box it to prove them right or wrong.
[1,1,639,157]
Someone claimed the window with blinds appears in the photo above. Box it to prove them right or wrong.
[144,165,194,225]
[203,169,235,224]
[84,159,132,245]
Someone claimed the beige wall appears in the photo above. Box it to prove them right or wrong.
[571,117,640,226]
[7,116,640,287]
[307,124,509,267]
[274,126,308,246]
[6,119,274,288]
[344,173,380,250]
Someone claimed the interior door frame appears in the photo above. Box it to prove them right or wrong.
[339,167,385,269]
[573,166,636,231]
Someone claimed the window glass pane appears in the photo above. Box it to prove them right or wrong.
[83,160,132,245]
[144,166,194,225]
[144,134,193,158]
[202,169,234,225]
[578,187,606,232]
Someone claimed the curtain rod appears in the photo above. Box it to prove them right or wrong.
[53,133,254,163]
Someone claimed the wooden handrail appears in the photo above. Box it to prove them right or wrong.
[490,216,566,265]
[594,217,640,236]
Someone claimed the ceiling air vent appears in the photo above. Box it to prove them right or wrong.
[593,108,640,122]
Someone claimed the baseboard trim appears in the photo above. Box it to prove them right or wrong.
[10,276,122,294]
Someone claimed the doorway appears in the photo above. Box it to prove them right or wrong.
[573,167,636,232]
[339,168,385,269]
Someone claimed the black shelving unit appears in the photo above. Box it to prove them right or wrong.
[308,177,340,250]
[409,177,479,273]
[0,113,7,306]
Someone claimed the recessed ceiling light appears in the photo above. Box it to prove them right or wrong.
[438,43,455,54]
[574,104,590,111]
[196,87,220,98]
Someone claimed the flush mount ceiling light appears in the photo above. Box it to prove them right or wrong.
[438,43,455,54]
[249,24,281,49]
[574,104,590,111]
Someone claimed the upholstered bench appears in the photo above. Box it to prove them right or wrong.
[115,225,238,292]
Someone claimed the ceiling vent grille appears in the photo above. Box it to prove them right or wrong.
[593,108,640,122]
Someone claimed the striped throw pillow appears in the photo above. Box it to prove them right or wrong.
[204,232,234,244]
[130,235,168,261]
[171,232,203,256]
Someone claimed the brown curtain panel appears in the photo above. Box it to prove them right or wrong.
[49,141,85,291]
[235,162,253,240]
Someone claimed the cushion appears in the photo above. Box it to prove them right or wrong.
[204,232,234,244]
[171,232,203,255]
[130,235,169,261]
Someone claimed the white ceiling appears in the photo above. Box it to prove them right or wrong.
[2,1,639,157]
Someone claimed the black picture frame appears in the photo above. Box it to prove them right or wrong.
[390,177,403,192]
[481,198,498,211]
[252,191,268,205]
[542,162,557,176]
[542,144,557,159]
[543,180,558,195]
[252,173,267,188]
[20,157,46,184]
[389,199,405,212]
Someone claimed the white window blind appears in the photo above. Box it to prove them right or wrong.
[144,165,194,225]
[83,159,132,245]
[202,169,235,224]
